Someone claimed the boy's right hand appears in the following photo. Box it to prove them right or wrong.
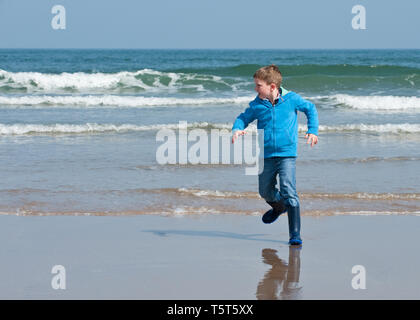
[232,130,246,143]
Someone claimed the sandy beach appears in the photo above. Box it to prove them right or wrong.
[1,0,419,306]
[1,213,419,300]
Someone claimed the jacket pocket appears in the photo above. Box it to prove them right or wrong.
[263,130,272,144]
[274,129,294,148]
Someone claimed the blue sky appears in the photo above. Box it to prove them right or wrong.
[0,0,419,49]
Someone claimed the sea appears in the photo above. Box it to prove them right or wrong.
[0,49,419,216]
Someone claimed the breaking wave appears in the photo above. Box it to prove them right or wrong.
[1,122,419,135]
[0,94,252,108]
[0,68,246,94]
[318,94,420,112]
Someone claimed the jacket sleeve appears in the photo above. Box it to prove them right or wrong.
[294,94,319,135]
[232,104,256,132]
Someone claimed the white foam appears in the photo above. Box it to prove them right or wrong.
[0,68,239,93]
[161,206,225,216]
[330,94,420,111]
[317,123,420,134]
[0,69,135,91]
[334,210,420,216]
[1,122,419,135]
[237,123,420,134]
[177,188,255,198]
[0,95,252,108]
[0,122,235,135]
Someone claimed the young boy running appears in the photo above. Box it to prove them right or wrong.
[232,65,319,246]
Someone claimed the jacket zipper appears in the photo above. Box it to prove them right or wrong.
[272,95,284,150]
[272,102,276,150]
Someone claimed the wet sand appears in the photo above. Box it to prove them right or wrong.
[0,214,419,299]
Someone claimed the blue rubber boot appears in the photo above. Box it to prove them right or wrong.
[262,201,287,224]
[287,205,302,245]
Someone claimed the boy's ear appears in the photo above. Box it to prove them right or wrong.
[270,83,277,90]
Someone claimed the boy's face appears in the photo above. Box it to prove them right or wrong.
[254,78,275,100]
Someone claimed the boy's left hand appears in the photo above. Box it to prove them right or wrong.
[305,133,318,147]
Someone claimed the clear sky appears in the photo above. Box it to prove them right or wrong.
[0,0,419,49]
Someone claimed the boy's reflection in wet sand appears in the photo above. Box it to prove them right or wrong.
[256,247,302,300]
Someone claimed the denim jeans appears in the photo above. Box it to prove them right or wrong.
[258,157,300,207]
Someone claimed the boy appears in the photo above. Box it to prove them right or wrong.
[232,65,319,246]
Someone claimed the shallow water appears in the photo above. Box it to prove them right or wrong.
[1,49,419,216]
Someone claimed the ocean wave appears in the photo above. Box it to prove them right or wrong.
[318,94,420,111]
[1,188,419,217]
[1,122,419,135]
[175,64,420,92]
[0,122,234,135]
[2,64,418,95]
[172,64,420,77]
[0,94,252,107]
[0,207,262,217]
[1,93,419,113]
[318,123,420,134]
[157,188,260,199]
[152,188,420,201]
[2,207,419,217]
[3,187,419,201]
[0,68,246,94]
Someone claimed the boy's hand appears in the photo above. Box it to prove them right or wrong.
[232,130,246,143]
[305,133,318,147]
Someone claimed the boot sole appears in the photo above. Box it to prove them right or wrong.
[262,209,285,224]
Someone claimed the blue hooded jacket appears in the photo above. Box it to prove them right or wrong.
[232,88,319,158]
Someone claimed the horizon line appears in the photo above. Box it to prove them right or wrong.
[0,47,419,50]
